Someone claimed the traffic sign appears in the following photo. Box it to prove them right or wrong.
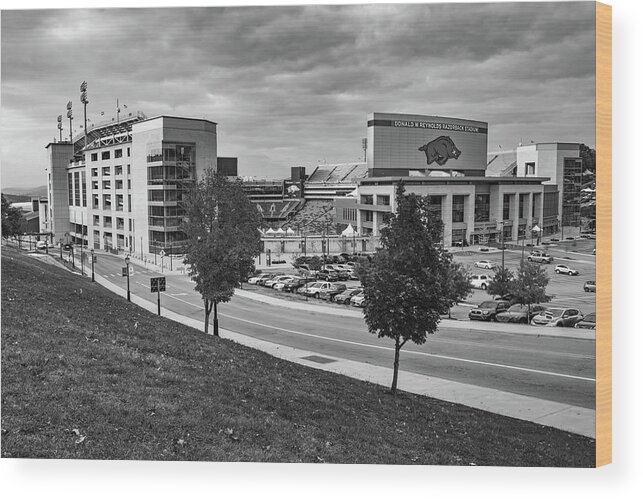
[159,250,166,258]
[150,277,166,293]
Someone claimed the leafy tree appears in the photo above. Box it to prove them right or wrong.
[1,194,25,238]
[487,267,515,299]
[579,144,596,173]
[510,260,551,322]
[359,183,453,393]
[183,170,262,335]
[443,262,472,318]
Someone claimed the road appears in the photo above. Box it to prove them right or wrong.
[88,250,596,410]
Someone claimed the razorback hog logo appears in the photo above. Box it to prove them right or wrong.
[418,136,462,166]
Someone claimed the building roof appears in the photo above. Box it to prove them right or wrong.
[359,175,551,186]
[307,163,368,183]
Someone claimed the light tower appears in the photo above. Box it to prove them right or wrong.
[80,81,89,149]
[57,115,63,142]
[66,101,73,143]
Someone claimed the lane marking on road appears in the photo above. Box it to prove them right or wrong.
[220,314,596,382]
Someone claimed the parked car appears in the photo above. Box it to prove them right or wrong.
[474,260,496,270]
[333,287,363,305]
[531,308,583,327]
[317,268,340,282]
[247,273,269,285]
[583,280,596,292]
[264,274,289,288]
[324,265,350,280]
[574,312,596,330]
[348,269,360,280]
[62,243,73,251]
[297,281,324,296]
[555,264,579,276]
[470,274,492,290]
[319,283,348,300]
[468,300,510,322]
[496,304,547,324]
[303,281,337,299]
[283,277,316,293]
[36,240,51,250]
[256,274,278,286]
[528,250,553,264]
[350,291,366,307]
[273,276,299,290]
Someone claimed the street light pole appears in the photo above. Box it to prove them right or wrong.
[125,255,131,302]
[90,249,95,282]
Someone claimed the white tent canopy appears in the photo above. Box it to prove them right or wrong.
[286,227,295,235]
[341,224,357,236]
[265,228,276,235]
[275,228,285,234]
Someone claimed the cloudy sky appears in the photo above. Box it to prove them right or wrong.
[1,1,596,190]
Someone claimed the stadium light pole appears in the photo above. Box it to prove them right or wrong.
[57,115,63,142]
[80,81,89,149]
[66,101,73,143]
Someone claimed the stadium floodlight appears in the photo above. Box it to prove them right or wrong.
[57,115,63,142]
[66,102,73,143]
[80,82,89,148]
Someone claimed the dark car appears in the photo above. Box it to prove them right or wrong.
[584,280,596,292]
[575,312,596,330]
[62,243,73,251]
[319,283,347,300]
[317,269,339,282]
[282,277,316,293]
[468,300,510,322]
[333,287,363,305]
[496,304,547,324]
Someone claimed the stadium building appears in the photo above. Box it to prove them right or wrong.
[46,112,218,255]
[335,112,562,246]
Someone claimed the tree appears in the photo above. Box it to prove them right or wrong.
[1,194,25,238]
[487,267,515,299]
[183,170,262,335]
[579,144,596,174]
[443,262,472,318]
[359,183,453,393]
[510,260,551,322]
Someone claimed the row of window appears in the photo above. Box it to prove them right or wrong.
[92,193,131,212]
[360,194,390,206]
[90,147,130,162]
[92,179,131,190]
[93,215,131,231]
[91,164,130,177]
[68,171,87,207]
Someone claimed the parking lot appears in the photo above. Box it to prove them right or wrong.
[249,237,597,324]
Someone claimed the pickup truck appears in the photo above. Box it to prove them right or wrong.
[527,250,553,264]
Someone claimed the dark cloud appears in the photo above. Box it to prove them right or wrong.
[1,2,596,188]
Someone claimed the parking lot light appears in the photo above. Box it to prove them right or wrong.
[125,255,131,302]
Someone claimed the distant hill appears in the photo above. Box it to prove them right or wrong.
[1,185,48,198]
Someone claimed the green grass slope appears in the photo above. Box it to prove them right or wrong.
[1,246,595,465]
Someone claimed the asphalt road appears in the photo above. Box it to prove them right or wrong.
[89,251,596,410]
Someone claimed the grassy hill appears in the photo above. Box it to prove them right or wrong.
[0,245,595,465]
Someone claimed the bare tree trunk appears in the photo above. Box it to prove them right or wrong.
[213,300,219,337]
[204,299,213,335]
[391,337,401,394]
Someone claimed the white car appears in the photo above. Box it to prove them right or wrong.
[273,276,297,291]
[350,291,366,307]
[555,264,579,276]
[248,273,269,285]
[470,274,492,290]
[474,260,496,270]
[264,275,289,288]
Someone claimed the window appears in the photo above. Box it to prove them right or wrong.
[361,195,373,205]
[102,166,110,176]
[117,217,125,230]
[115,149,123,159]
[103,180,111,190]
[92,181,98,190]
[93,215,100,226]
[115,165,123,175]
[364,211,373,222]
[128,194,132,212]
[91,168,98,177]
[519,194,528,219]
[92,194,99,209]
[376,195,390,206]
[115,180,123,189]
[104,216,112,228]
[68,173,73,206]
[129,219,133,231]
[525,162,535,175]
[127,179,131,190]
[148,190,164,202]
[503,194,511,220]
[91,153,98,162]
[81,172,87,207]
[127,147,130,157]
[101,151,110,160]
[127,164,131,175]
[116,194,124,211]
[452,195,465,223]
[103,194,112,210]
[427,196,442,218]
[474,194,490,222]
